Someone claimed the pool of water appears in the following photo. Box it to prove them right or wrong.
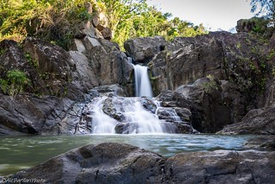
[0,134,252,176]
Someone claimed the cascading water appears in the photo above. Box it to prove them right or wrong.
[90,97,117,134]
[133,65,153,98]
[87,63,177,134]
[121,98,164,134]
[88,96,172,134]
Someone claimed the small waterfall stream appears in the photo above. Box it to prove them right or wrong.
[90,97,117,134]
[133,65,153,98]
[89,96,172,134]
[88,63,177,134]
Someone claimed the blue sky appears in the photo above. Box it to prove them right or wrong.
[147,0,255,32]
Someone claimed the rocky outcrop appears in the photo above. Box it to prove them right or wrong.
[165,149,275,184]
[0,38,93,99]
[149,31,271,94]
[1,20,274,135]
[9,142,275,184]
[236,17,274,37]
[72,35,134,96]
[0,32,136,135]
[147,31,274,133]
[11,143,165,184]
[155,77,232,133]
[244,135,275,150]
[124,36,167,63]
[218,107,275,135]
[0,93,90,136]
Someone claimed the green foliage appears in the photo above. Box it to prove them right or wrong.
[25,52,38,68]
[0,69,30,96]
[100,0,207,48]
[0,48,6,55]
[250,0,275,36]
[250,0,275,20]
[228,44,271,100]
[0,0,94,49]
[0,0,207,50]
[202,75,219,93]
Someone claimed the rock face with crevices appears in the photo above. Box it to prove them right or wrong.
[11,143,166,184]
[10,143,275,184]
[1,18,275,135]
[218,107,275,135]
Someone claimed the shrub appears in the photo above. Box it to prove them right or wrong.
[0,69,30,96]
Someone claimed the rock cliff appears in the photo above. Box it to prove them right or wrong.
[125,30,275,133]
[0,17,275,135]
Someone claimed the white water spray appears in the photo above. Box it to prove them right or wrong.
[122,98,164,134]
[90,97,117,134]
[89,96,174,134]
[88,63,177,134]
[133,65,153,98]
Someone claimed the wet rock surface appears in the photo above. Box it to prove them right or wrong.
[83,94,198,134]
[218,107,275,135]
[244,135,275,150]
[9,142,275,184]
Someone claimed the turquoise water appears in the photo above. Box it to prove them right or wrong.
[0,134,251,176]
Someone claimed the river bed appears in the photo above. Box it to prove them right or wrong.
[0,134,252,176]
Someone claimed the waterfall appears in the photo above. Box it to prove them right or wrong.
[121,98,164,134]
[88,96,174,134]
[86,63,177,135]
[90,97,117,134]
[133,65,153,98]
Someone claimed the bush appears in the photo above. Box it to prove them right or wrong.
[0,69,30,96]
[0,0,207,50]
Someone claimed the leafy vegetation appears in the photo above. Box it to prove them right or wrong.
[250,0,275,34]
[0,69,30,96]
[200,74,222,94]
[0,0,207,50]
[99,0,206,47]
[250,0,275,20]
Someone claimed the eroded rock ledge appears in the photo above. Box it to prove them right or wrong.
[9,142,275,184]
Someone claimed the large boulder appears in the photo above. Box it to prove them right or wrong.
[156,78,232,133]
[0,94,81,136]
[11,143,165,184]
[124,36,168,63]
[9,143,275,184]
[22,37,76,98]
[218,107,275,135]
[69,51,99,93]
[166,36,224,89]
[73,36,134,95]
[165,149,275,184]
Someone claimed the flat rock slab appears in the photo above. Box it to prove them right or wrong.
[8,142,275,184]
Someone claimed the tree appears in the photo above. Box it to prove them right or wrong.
[250,0,275,20]
[0,0,207,50]
[100,0,207,47]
